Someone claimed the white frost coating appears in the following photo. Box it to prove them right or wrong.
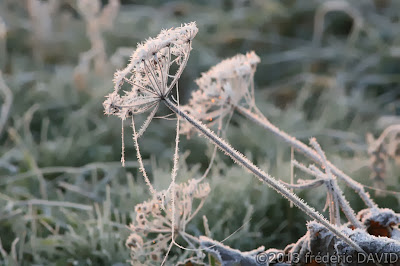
[308,221,400,256]
[357,208,400,227]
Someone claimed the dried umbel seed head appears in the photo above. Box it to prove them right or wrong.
[181,51,260,135]
[103,22,198,120]
[126,179,210,265]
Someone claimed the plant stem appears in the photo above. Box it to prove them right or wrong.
[310,138,362,228]
[163,97,365,254]
[234,104,377,209]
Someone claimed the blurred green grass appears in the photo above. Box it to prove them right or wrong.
[0,0,399,265]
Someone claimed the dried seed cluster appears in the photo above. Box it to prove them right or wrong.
[103,22,198,120]
[126,179,210,265]
[181,51,260,134]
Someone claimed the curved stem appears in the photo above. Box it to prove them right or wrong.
[163,97,366,254]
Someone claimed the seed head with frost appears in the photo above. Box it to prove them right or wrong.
[103,22,198,120]
[181,51,260,134]
[126,179,210,265]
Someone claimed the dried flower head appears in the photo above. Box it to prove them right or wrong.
[181,51,260,135]
[126,179,210,265]
[103,22,198,120]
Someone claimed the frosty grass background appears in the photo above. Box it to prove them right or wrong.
[0,0,400,265]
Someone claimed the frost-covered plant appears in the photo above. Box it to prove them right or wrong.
[187,51,377,210]
[3,1,400,265]
[180,46,400,262]
[126,178,210,265]
[181,51,260,135]
[283,221,400,265]
[234,207,400,265]
[103,21,198,171]
[103,22,366,258]
[103,22,198,121]
[282,138,362,228]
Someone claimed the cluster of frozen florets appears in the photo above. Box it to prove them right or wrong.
[181,51,260,134]
[126,179,210,265]
[103,22,198,120]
